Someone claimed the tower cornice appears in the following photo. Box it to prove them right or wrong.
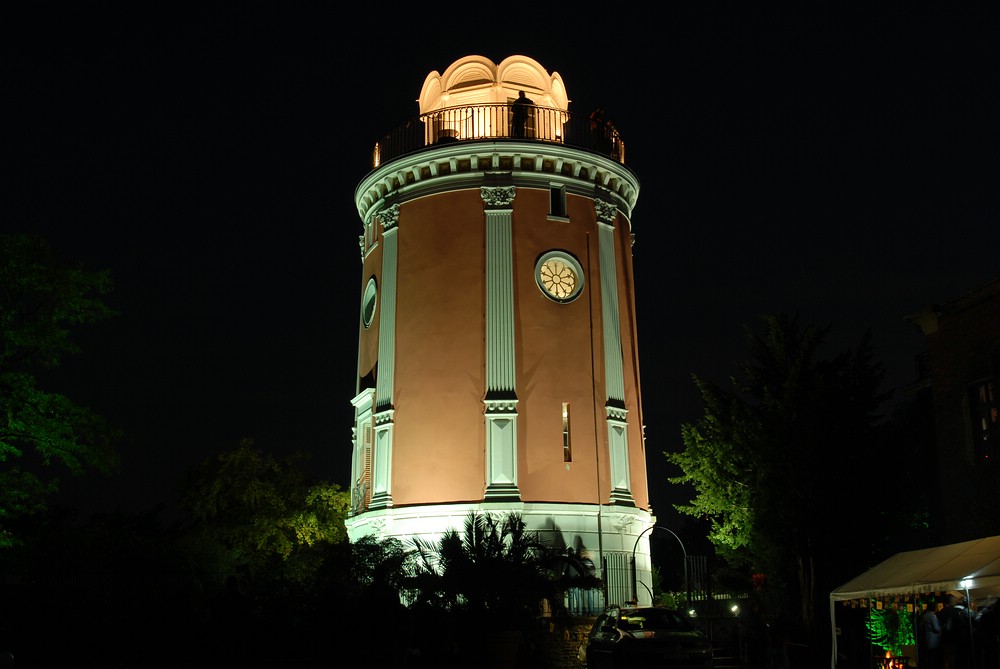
[355,140,639,226]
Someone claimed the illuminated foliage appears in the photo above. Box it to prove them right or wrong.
[666,313,891,642]
[866,604,915,656]
[179,442,350,585]
[0,233,120,547]
[670,391,756,552]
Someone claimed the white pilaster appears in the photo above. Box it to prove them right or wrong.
[482,186,520,500]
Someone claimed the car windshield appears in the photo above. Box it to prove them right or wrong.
[619,609,696,632]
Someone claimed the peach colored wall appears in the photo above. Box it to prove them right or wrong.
[369,186,648,511]
[512,189,606,505]
[391,191,488,504]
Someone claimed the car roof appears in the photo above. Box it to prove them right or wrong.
[608,605,685,614]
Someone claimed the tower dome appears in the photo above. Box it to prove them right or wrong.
[417,54,570,114]
[347,55,654,609]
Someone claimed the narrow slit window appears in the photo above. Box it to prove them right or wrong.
[562,402,572,462]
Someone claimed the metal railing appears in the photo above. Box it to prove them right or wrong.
[350,479,370,516]
[371,103,625,169]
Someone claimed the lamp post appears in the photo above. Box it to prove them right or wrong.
[631,524,690,608]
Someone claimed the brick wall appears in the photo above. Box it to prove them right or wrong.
[540,618,593,669]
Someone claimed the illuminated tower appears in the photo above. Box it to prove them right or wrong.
[346,55,653,608]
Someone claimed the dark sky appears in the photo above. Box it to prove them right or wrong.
[6,7,999,525]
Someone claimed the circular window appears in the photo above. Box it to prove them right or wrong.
[535,251,584,303]
[362,277,377,328]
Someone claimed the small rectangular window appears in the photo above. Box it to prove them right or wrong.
[550,184,567,219]
[563,402,572,462]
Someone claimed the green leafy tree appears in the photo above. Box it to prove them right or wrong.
[666,313,893,650]
[0,233,120,547]
[178,441,350,589]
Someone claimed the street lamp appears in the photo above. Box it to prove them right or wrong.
[631,524,691,608]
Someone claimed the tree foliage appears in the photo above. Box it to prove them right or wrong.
[0,233,120,547]
[666,313,894,643]
[404,510,600,627]
[178,441,350,587]
[402,510,602,667]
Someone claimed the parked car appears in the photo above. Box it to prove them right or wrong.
[582,605,714,669]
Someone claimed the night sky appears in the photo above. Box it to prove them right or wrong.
[6,7,998,526]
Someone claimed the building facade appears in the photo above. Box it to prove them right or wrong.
[345,55,656,607]
[907,274,1000,542]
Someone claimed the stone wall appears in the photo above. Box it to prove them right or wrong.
[533,617,594,669]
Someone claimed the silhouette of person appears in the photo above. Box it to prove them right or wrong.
[940,593,974,669]
[511,90,533,138]
[588,106,607,151]
[975,597,999,669]
[588,107,605,129]
[918,602,943,669]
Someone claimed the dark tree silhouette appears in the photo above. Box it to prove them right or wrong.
[0,233,120,547]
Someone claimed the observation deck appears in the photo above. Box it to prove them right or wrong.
[370,102,625,168]
[357,102,639,224]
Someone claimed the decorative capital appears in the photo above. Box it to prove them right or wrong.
[484,397,519,414]
[481,186,516,208]
[606,405,628,422]
[595,200,618,225]
[379,204,400,231]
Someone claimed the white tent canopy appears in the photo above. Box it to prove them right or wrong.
[829,535,1000,668]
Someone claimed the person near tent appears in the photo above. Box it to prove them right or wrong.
[918,601,943,669]
[974,597,999,669]
[939,593,975,669]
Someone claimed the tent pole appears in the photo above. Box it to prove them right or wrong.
[829,597,838,669]
[965,585,976,662]
[869,605,874,669]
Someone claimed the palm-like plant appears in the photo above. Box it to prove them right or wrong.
[404,511,598,627]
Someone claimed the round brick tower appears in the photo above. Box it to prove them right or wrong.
[346,54,655,608]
